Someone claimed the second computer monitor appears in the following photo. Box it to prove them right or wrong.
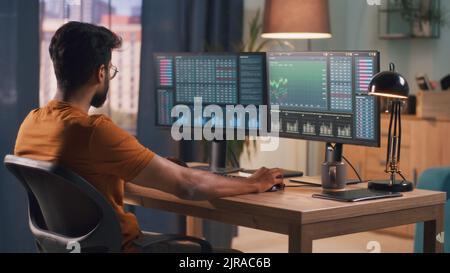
[267,51,380,147]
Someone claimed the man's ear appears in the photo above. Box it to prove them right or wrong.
[96,64,106,83]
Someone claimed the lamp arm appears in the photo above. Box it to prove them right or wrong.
[385,101,395,173]
[397,101,402,164]
[391,101,399,167]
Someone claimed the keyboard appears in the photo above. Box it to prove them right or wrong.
[241,169,304,178]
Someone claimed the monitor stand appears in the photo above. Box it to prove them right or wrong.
[325,143,343,165]
[320,143,347,189]
[192,140,242,175]
[290,143,353,187]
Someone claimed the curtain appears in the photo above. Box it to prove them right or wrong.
[0,0,40,252]
[136,0,243,247]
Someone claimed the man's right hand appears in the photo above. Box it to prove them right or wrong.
[248,167,284,193]
[132,155,286,201]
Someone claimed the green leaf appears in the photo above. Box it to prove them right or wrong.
[255,40,270,52]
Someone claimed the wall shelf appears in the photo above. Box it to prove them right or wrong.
[378,0,441,40]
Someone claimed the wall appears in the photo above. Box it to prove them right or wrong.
[246,0,450,89]
[241,0,450,173]
[314,0,450,91]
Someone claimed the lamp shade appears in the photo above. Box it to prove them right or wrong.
[262,0,332,39]
[368,63,410,99]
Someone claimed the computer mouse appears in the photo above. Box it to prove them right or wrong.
[267,184,285,192]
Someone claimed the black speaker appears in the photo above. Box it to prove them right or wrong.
[406,95,416,115]
[401,95,416,115]
[441,74,450,91]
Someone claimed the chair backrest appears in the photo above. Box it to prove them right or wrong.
[3,155,122,253]
[414,167,450,253]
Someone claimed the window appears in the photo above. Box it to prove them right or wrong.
[39,0,142,135]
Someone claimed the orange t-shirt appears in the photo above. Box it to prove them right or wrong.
[14,100,155,252]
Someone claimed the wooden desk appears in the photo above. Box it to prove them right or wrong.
[345,115,450,238]
[124,168,446,253]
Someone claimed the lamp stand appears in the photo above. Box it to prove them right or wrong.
[368,100,414,192]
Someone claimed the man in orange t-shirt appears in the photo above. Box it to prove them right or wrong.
[14,22,283,252]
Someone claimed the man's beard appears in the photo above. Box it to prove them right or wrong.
[90,80,109,108]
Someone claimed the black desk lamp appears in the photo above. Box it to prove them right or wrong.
[368,63,414,192]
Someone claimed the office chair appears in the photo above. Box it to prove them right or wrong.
[3,155,212,253]
[414,167,450,253]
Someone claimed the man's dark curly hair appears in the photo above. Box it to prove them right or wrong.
[49,21,122,93]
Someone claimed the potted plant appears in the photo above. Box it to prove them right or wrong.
[394,0,448,37]
[203,9,268,167]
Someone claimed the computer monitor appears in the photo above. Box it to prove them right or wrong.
[154,52,267,128]
[154,52,267,173]
[267,51,380,179]
[268,51,380,146]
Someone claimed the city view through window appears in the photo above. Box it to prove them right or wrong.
[39,0,142,134]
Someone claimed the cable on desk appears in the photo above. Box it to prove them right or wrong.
[330,144,363,183]
[342,155,363,183]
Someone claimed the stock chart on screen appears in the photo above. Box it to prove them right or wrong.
[269,56,328,110]
[268,51,380,146]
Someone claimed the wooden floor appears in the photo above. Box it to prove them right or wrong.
[232,227,414,253]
